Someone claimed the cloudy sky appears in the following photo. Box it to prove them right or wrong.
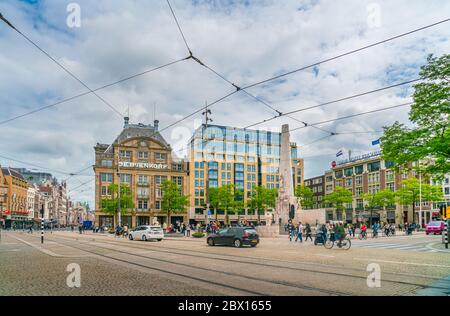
[0,0,449,206]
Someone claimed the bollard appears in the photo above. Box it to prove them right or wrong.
[444,220,448,249]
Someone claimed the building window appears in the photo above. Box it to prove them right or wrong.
[120,150,132,158]
[172,176,183,186]
[138,175,148,185]
[367,161,381,172]
[155,176,167,185]
[138,152,148,159]
[344,168,353,177]
[155,153,166,161]
[155,201,161,210]
[386,182,395,192]
[355,165,364,175]
[138,200,148,210]
[101,160,113,167]
[100,173,113,182]
[120,174,131,184]
[386,170,395,182]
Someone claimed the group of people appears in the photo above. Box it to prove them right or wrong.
[286,221,313,243]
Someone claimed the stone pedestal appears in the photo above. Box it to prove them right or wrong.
[256,225,280,237]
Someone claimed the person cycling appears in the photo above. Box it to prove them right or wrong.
[334,223,346,247]
[360,223,367,239]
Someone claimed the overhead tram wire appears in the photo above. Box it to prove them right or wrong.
[156,14,448,138]
[0,154,91,177]
[244,78,421,129]
[0,56,189,125]
[0,13,124,118]
[165,1,335,136]
[288,102,413,133]
[240,18,450,91]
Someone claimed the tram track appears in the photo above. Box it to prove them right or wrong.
[13,233,350,296]
[55,233,450,290]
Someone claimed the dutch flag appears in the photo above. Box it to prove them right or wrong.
[336,150,343,157]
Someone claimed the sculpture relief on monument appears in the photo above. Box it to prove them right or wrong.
[274,124,300,225]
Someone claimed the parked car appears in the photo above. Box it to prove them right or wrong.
[425,221,445,235]
[129,225,164,241]
[207,227,259,248]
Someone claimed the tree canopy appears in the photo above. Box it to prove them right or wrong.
[324,186,353,211]
[101,183,134,216]
[160,180,189,222]
[381,54,450,178]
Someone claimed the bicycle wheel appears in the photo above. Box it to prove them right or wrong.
[341,237,351,250]
[324,239,334,249]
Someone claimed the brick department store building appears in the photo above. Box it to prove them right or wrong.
[93,118,189,228]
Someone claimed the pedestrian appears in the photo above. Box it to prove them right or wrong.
[295,222,303,243]
[287,221,294,242]
[186,224,191,237]
[123,225,128,238]
[28,224,33,234]
[304,223,312,242]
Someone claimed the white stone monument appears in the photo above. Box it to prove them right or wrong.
[274,124,300,225]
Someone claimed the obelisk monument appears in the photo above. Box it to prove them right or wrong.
[275,124,300,225]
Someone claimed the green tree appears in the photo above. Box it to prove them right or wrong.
[248,186,277,224]
[295,185,314,209]
[208,187,221,222]
[395,178,443,223]
[219,184,235,225]
[381,54,450,178]
[362,189,396,226]
[324,186,353,222]
[160,180,189,226]
[101,184,134,224]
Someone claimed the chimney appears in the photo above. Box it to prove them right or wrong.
[124,116,129,128]
[154,120,159,131]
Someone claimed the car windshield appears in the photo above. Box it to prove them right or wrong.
[244,228,257,234]
[428,221,441,226]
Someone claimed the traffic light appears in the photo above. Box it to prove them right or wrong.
[40,205,44,217]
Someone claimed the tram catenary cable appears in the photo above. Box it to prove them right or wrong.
[166,0,344,135]
[289,102,413,132]
[0,56,189,125]
[0,13,124,118]
[245,78,420,129]
[0,154,92,177]
[158,15,448,135]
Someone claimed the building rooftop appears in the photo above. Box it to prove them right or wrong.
[1,167,25,180]
[102,118,170,154]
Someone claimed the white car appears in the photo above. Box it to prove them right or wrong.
[128,225,164,242]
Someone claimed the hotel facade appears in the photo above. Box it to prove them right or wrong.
[322,151,435,226]
[188,124,304,225]
[93,118,189,228]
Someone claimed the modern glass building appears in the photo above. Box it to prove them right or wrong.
[188,124,304,225]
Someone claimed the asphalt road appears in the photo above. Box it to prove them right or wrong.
[0,230,449,296]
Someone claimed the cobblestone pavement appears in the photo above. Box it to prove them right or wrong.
[1,231,449,296]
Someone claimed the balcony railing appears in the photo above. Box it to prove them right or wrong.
[137,182,149,186]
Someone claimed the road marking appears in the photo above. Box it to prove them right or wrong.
[354,257,450,268]
[9,235,89,258]
[315,254,335,258]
